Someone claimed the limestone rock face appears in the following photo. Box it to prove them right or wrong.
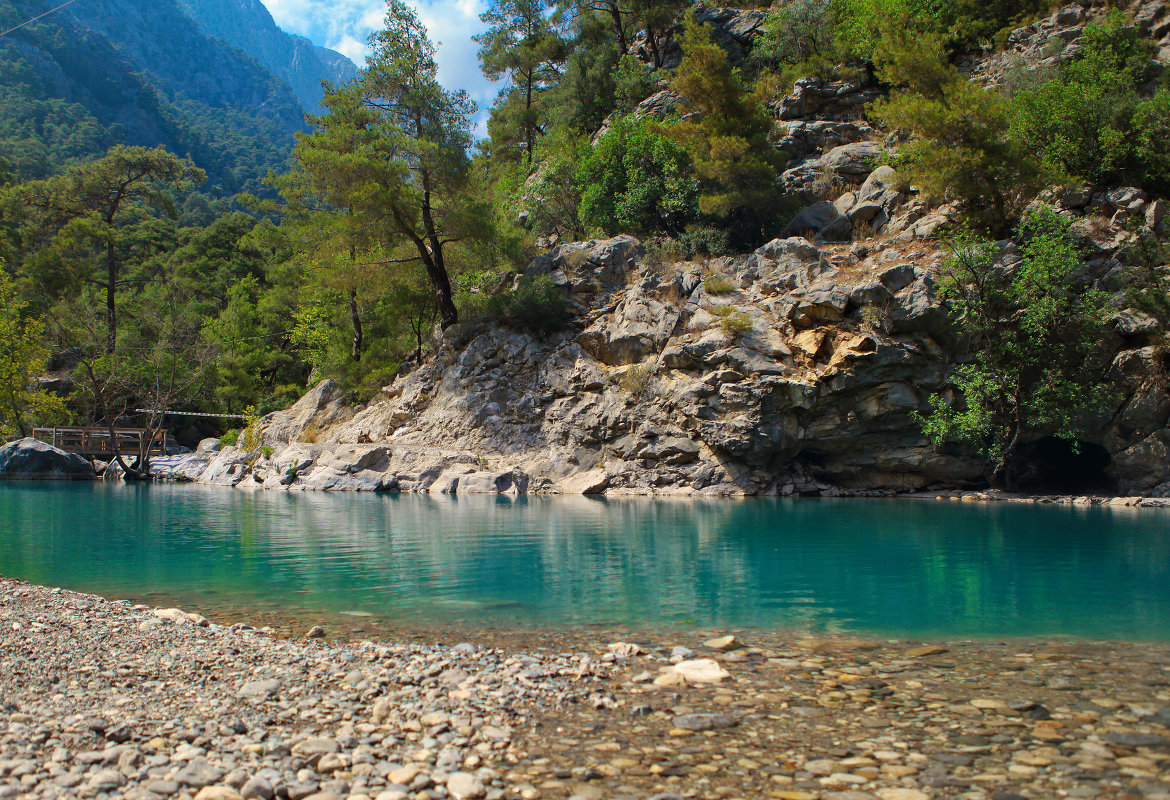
[775,73,883,122]
[261,379,351,447]
[154,221,1169,498]
[0,438,95,480]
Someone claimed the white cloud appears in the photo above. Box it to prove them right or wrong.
[330,33,369,64]
[259,0,500,133]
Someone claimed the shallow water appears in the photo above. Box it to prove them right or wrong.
[1,482,1168,639]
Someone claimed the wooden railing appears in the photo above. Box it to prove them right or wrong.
[32,427,167,458]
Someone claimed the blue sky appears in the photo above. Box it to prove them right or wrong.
[260,0,499,128]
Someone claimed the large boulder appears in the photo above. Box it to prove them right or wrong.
[0,438,95,480]
[781,201,853,242]
[820,141,883,180]
[775,74,883,122]
[262,380,351,446]
[528,235,643,298]
[578,285,677,365]
[774,120,875,158]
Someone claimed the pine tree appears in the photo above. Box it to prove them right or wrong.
[296,0,487,330]
[667,12,782,226]
[475,0,568,165]
[10,145,204,354]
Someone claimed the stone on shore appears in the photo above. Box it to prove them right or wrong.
[0,437,95,480]
[655,658,730,686]
[5,575,1170,800]
[446,772,486,800]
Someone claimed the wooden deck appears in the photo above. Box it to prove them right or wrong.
[33,427,167,458]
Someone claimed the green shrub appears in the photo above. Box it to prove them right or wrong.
[484,275,569,334]
[918,207,1114,488]
[719,311,753,337]
[705,276,736,295]
[618,362,656,396]
[643,238,686,272]
[679,225,735,258]
[239,405,261,451]
[576,115,698,237]
[1009,16,1168,193]
[218,429,240,448]
[752,0,845,85]
[860,302,892,333]
[613,54,658,115]
[871,48,1046,233]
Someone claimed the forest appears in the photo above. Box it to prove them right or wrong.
[1,0,1169,459]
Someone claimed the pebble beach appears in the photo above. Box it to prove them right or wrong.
[3,576,1170,800]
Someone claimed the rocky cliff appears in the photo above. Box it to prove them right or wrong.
[153,0,1170,498]
[176,0,359,114]
[157,219,1168,498]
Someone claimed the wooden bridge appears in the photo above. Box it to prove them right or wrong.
[32,427,167,458]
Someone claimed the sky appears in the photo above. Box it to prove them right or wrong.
[259,0,499,129]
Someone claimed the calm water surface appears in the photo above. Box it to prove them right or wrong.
[1,483,1168,639]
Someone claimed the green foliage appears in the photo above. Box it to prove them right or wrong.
[475,0,568,164]
[576,116,697,237]
[0,266,66,436]
[296,0,487,331]
[751,0,854,87]
[833,0,1048,59]
[1122,224,1170,327]
[704,275,735,295]
[1009,16,1170,194]
[668,12,783,248]
[918,208,1114,488]
[9,144,205,356]
[870,41,1046,234]
[618,361,656,396]
[239,405,261,451]
[482,275,569,334]
[0,2,296,194]
[502,127,588,238]
[719,310,753,336]
[709,304,752,335]
[678,225,736,258]
[547,18,623,135]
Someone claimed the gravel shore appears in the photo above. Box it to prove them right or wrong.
[3,576,1170,800]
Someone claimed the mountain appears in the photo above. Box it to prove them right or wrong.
[0,0,352,193]
[175,0,360,114]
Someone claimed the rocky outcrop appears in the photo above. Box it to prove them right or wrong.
[971,0,1170,90]
[157,236,980,496]
[151,0,1170,499]
[157,225,1170,497]
[773,73,883,123]
[0,439,95,480]
[648,6,766,69]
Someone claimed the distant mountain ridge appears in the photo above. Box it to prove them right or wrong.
[0,0,358,192]
[175,0,360,114]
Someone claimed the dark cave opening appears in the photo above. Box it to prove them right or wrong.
[1017,437,1116,494]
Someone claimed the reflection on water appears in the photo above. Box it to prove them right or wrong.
[1,482,1168,638]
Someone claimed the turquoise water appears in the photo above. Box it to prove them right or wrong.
[1,482,1169,638]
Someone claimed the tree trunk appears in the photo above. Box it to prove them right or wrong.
[608,3,627,54]
[348,287,363,360]
[106,241,117,354]
[418,178,459,329]
[990,392,1024,491]
[646,21,662,68]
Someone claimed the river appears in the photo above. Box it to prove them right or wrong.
[1,482,1168,639]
